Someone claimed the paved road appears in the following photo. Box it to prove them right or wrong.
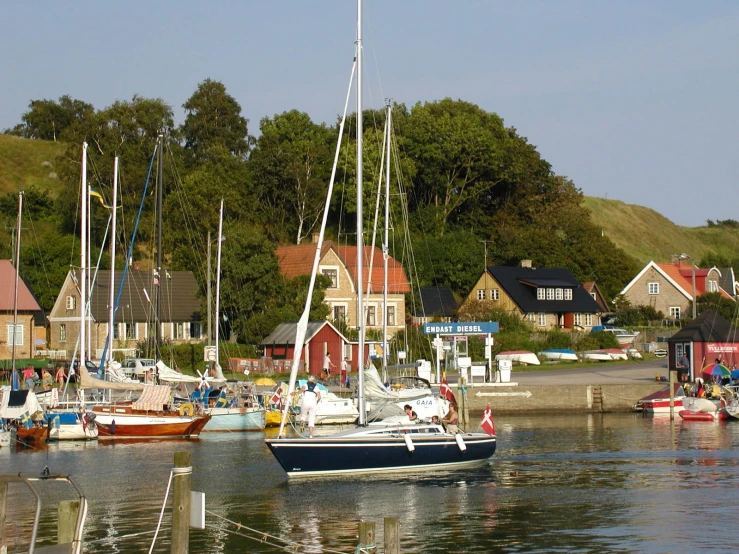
[500,359,670,386]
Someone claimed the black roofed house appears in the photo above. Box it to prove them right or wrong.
[667,310,739,381]
[412,286,457,325]
[47,269,205,359]
[459,260,602,331]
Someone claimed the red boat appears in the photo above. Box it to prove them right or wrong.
[15,425,48,445]
[634,384,686,413]
[92,405,211,439]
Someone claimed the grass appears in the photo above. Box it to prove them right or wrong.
[0,134,66,195]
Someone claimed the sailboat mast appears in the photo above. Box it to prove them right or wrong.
[215,199,224,372]
[155,134,164,361]
[11,191,23,385]
[382,102,391,383]
[356,0,365,425]
[80,142,87,368]
[108,157,119,366]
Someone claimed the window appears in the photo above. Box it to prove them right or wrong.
[670,307,681,319]
[175,322,185,340]
[333,305,346,322]
[124,323,137,340]
[7,324,23,346]
[387,305,396,326]
[366,306,376,326]
[477,289,485,301]
[489,289,499,301]
[648,282,659,295]
[538,313,546,327]
[526,313,536,323]
[537,288,545,300]
[417,316,427,325]
[585,314,593,326]
[574,313,582,326]
[708,280,718,293]
[190,322,202,339]
[590,292,597,300]
[564,289,573,300]
[555,288,563,300]
[321,269,338,288]
[59,323,67,342]
[66,295,76,310]
[546,288,555,300]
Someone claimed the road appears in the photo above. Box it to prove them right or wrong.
[503,359,670,386]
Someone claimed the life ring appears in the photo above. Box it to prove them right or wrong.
[179,403,194,416]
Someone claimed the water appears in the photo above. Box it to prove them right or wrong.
[5,413,739,553]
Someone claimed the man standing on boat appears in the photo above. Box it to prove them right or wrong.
[294,376,321,438]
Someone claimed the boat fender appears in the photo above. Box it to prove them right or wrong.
[404,433,415,452]
[179,403,195,417]
[455,433,467,452]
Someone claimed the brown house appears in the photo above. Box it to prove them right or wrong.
[582,281,610,313]
[275,238,411,336]
[0,260,44,360]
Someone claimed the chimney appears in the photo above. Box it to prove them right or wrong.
[312,233,320,244]
[520,260,532,269]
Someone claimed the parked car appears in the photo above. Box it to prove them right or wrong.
[121,358,156,378]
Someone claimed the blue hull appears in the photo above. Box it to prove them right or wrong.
[203,409,266,431]
[265,433,496,477]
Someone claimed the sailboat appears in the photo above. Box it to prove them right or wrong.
[266,0,496,477]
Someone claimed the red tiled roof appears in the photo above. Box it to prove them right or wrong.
[657,263,732,299]
[0,260,42,312]
[276,241,411,294]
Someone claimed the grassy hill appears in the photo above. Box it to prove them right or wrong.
[0,134,66,194]
[583,197,739,266]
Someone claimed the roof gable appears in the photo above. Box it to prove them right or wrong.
[0,260,42,312]
[260,320,349,345]
[668,310,739,343]
[415,286,457,317]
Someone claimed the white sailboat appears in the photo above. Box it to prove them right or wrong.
[266,0,496,477]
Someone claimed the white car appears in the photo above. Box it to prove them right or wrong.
[121,358,156,378]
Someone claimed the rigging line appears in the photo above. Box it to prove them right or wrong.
[21,201,53,301]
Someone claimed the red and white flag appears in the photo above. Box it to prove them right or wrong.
[481,404,495,435]
[270,389,282,406]
[439,376,456,405]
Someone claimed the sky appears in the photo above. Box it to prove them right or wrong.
[3,1,738,228]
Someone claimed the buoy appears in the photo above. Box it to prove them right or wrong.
[455,433,467,452]
[179,403,195,416]
[404,433,415,452]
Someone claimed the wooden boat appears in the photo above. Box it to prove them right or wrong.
[203,406,265,431]
[92,405,211,439]
[495,351,540,366]
[539,349,578,362]
[15,425,48,445]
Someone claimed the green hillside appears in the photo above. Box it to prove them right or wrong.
[0,134,66,194]
[583,197,739,266]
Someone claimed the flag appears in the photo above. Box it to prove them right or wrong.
[481,404,495,435]
[89,189,114,209]
[439,376,456,405]
[20,411,33,429]
[270,388,282,407]
[214,390,228,408]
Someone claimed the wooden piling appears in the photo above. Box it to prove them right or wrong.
[669,369,676,420]
[171,451,192,554]
[358,519,376,552]
[58,500,80,545]
[0,481,7,551]
[384,516,399,554]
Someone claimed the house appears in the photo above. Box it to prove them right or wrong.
[47,269,205,359]
[582,281,610,313]
[619,260,734,321]
[459,260,602,331]
[667,310,739,380]
[717,267,739,299]
[261,321,349,376]
[275,237,411,336]
[0,260,45,360]
[411,286,457,325]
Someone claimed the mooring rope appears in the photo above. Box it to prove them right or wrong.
[147,469,174,554]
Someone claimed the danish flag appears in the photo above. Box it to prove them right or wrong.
[481,404,495,435]
[439,376,457,405]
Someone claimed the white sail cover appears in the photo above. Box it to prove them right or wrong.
[79,364,147,391]
[0,388,43,419]
[363,366,436,402]
[156,361,226,386]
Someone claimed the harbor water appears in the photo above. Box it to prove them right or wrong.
[4,412,739,553]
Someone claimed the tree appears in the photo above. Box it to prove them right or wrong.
[181,79,250,164]
[7,95,94,141]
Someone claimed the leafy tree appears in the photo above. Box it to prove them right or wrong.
[181,79,250,164]
[6,95,94,141]
[693,292,737,323]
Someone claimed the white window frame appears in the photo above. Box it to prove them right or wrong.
[7,324,23,346]
[537,288,545,300]
[564,289,573,300]
[333,304,347,322]
[366,306,377,326]
[590,292,597,300]
[555,288,563,300]
[66,295,76,310]
[175,322,185,340]
[709,280,718,293]
[477,289,485,301]
[669,306,681,319]
[648,282,659,295]
[574,313,582,326]
[526,313,536,323]
[546,288,555,300]
[321,267,339,288]
[387,305,396,326]
[59,323,67,342]
[489,289,499,301]
[585,313,593,326]
[538,313,546,327]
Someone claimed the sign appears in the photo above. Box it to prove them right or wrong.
[422,322,499,335]
[204,346,217,362]
[432,337,444,349]
[707,343,739,354]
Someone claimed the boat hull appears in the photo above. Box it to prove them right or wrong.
[48,424,98,441]
[679,410,727,421]
[92,406,211,439]
[495,351,540,366]
[539,350,578,362]
[203,407,266,431]
[15,426,48,445]
[266,433,497,478]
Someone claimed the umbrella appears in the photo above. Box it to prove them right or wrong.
[701,363,731,378]
[254,377,276,386]
[731,369,739,380]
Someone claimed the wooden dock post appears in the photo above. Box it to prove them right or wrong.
[58,500,80,545]
[358,519,376,553]
[669,369,676,421]
[171,451,192,554]
[0,481,7,552]
[384,516,399,554]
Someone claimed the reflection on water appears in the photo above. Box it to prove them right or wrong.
[4,414,739,552]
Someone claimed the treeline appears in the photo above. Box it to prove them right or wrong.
[1,79,642,345]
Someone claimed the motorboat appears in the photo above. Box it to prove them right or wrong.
[633,384,685,413]
[538,349,578,362]
[44,411,98,441]
[495,351,540,366]
[590,325,640,347]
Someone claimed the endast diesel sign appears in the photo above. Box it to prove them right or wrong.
[422,322,499,335]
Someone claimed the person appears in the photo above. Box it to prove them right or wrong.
[41,367,53,390]
[442,404,459,434]
[322,352,335,381]
[676,354,690,382]
[55,365,65,388]
[404,404,418,421]
[340,357,350,388]
[23,365,36,390]
[294,375,321,438]
[431,415,440,425]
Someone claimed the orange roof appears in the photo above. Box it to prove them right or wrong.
[275,241,411,294]
[0,260,42,312]
[656,263,732,299]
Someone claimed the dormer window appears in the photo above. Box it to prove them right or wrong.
[546,288,555,300]
[565,289,573,300]
[537,288,545,300]
[555,288,563,300]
